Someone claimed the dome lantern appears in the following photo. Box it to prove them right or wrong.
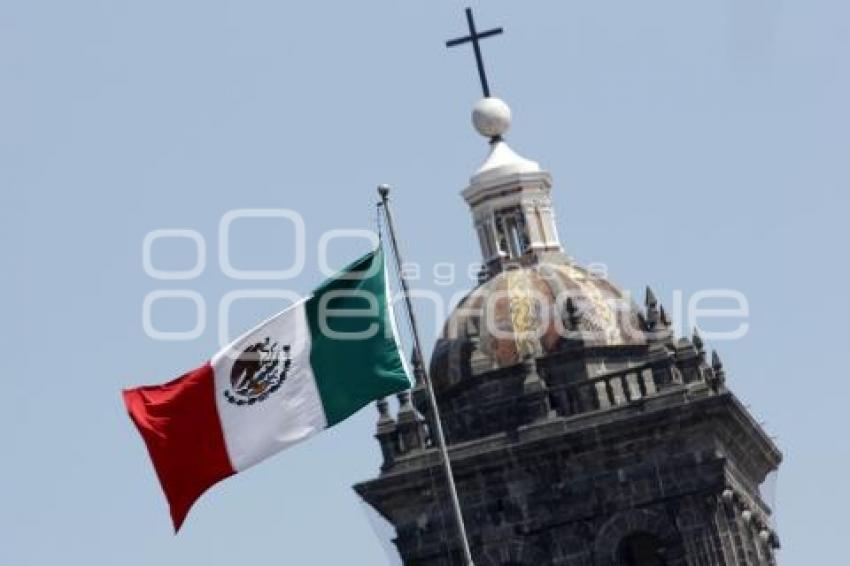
[463,97,563,278]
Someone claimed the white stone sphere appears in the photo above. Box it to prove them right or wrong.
[472,97,511,138]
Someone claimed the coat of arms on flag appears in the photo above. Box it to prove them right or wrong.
[224,339,291,406]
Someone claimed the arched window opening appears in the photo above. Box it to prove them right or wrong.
[494,206,529,259]
[618,532,667,566]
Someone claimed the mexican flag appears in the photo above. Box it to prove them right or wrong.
[123,246,412,531]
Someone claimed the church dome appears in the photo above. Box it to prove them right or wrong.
[430,257,646,393]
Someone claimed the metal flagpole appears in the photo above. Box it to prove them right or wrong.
[377,184,476,566]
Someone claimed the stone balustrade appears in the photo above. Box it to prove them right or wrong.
[375,344,719,471]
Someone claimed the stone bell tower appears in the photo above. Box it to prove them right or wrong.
[355,11,781,566]
[354,92,782,565]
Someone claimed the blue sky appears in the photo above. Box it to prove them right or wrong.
[1,1,847,564]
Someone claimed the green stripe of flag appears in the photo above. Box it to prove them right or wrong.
[305,246,412,426]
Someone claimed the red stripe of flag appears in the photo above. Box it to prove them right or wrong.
[123,363,235,531]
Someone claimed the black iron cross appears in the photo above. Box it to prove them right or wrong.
[446,7,504,98]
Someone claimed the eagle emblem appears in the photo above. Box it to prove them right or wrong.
[224,338,291,406]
